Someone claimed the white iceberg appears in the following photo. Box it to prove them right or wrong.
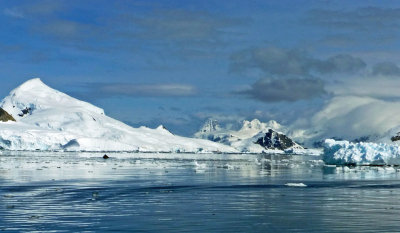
[0,78,237,153]
[323,139,400,165]
[285,183,307,187]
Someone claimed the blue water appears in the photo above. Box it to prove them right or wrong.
[1,152,400,232]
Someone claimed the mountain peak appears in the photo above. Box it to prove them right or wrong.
[194,118,299,152]
[240,119,266,132]
[0,78,105,119]
[9,78,60,100]
[199,119,221,133]
[16,78,47,91]
[265,120,282,131]
[255,128,302,150]
[156,125,174,135]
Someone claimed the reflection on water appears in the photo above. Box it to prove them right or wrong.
[1,151,400,232]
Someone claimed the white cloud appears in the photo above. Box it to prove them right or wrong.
[295,77,400,143]
[328,77,400,100]
[310,96,400,139]
[106,84,196,96]
[90,83,197,97]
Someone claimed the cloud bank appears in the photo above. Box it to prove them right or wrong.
[306,7,400,31]
[309,96,400,141]
[237,78,326,102]
[230,47,366,77]
[372,62,400,76]
[84,83,197,98]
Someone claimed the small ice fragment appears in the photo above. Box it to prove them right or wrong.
[193,161,207,170]
[285,183,307,187]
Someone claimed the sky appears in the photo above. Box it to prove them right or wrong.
[1,0,400,138]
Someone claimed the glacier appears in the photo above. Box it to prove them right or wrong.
[323,139,400,165]
[0,78,237,153]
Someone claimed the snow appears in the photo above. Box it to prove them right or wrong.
[295,95,400,147]
[195,119,302,153]
[236,119,285,139]
[0,79,237,153]
[323,139,400,165]
[1,78,104,118]
[197,119,221,134]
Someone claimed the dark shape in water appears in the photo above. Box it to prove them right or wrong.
[103,154,109,159]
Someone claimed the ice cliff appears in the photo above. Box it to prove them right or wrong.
[323,139,400,165]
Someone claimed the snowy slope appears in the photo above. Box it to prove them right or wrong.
[0,79,237,152]
[195,119,302,153]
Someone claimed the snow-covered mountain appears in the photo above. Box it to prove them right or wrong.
[194,119,302,153]
[0,78,237,152]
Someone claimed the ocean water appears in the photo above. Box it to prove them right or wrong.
[1,151,400,232]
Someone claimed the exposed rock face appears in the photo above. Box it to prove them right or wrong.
[195,118,302,152]
[18,107,32,117]
[0,108,15,122]
[194,119,223,141]
[255,129,297,150]
[392,136,400,142]
[199,119,221,134]
[391,132,400,142]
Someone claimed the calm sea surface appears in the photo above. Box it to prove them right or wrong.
[1,151,400,232]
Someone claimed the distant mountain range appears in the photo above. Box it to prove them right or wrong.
[0,79,306,153]
[194,119,303,153]
[4,78,395,154]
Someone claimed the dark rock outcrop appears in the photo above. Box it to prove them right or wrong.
[202,119,220,133]
[0,108,15,122]
[391,133,400,142]
[255,129,297,150]
[18,107,31,117]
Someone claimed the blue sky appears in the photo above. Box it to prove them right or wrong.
[1,0,400,136]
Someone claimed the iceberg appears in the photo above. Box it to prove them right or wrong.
[323,139,400,165]
[0,78,237,153]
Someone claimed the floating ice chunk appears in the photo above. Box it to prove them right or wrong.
[285,183,307,187]
[193,161,207,170]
